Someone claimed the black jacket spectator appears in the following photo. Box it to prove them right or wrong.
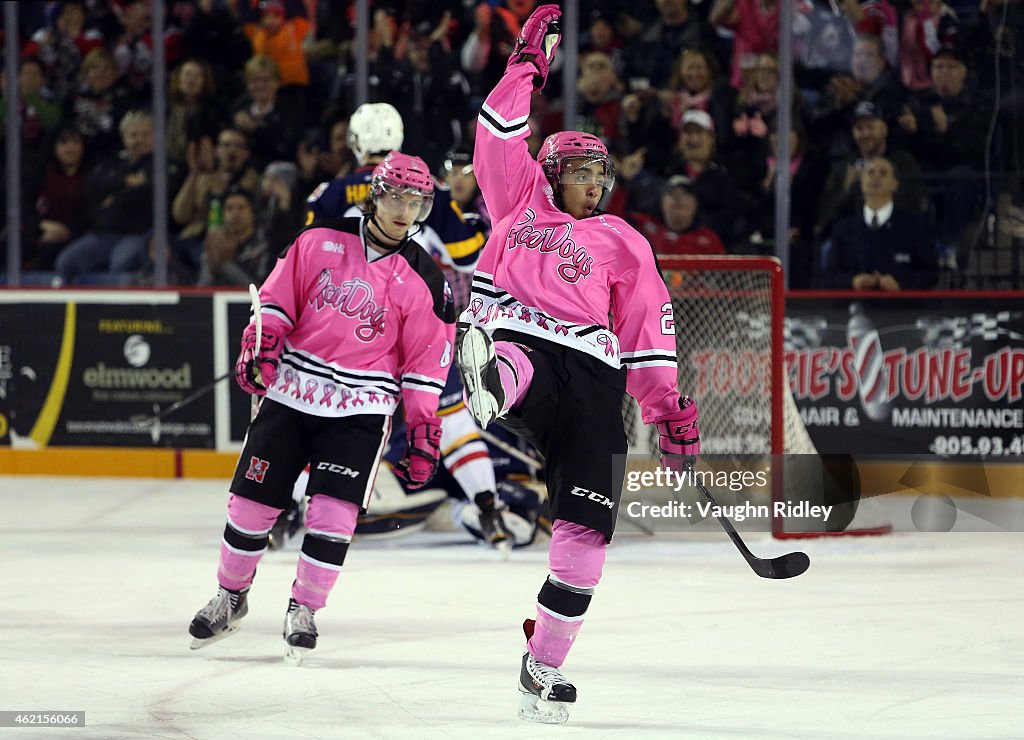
[825,208,938,289]
[823,156,938,290]
[375,23,470,172]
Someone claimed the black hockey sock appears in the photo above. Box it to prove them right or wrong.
[537,575,593,620]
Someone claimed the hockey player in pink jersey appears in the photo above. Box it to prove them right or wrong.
[189,152,455,665]
[457,5,701,723]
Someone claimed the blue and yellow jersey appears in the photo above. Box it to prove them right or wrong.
[306,166,485,273]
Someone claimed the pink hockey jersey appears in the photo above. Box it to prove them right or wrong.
[255,217,456,428]
[469,63,685,424]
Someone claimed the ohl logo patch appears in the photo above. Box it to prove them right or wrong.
[245,457,270,483]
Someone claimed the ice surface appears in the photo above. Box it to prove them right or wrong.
[0,476,1021,739]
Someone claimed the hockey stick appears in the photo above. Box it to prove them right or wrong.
[138,370,232,426]
[248,283,263,420]
[477,426,542,471]
[691,471,810,579]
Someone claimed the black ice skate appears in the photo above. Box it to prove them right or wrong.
[518,650,577,724]
[283,598,318,666]
[474,491,512,560]
[189,586,248,649]
[456,325,505,427]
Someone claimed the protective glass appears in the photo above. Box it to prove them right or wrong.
[374,181,434,223]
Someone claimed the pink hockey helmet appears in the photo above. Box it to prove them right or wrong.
[536,131,615,196]
[370,151,435,222]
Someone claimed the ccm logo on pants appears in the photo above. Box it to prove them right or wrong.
[317,462,360,478]
[570,486,614,509]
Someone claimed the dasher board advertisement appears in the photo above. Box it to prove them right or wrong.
[0,291,215,448]
[786,295,1024,456]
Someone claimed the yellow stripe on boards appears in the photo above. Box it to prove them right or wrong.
[29,303,77,447]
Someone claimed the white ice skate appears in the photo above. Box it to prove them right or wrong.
[283,599,317,666]
[518,651,576,724]
[189,587,248,649]
[456,326,505,428]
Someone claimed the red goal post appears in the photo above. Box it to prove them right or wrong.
[623,255,891,538]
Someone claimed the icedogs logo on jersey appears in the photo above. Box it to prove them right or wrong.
[505,208,592,283]
[310,270,387,341]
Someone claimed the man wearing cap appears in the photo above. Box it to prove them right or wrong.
[815,100,925,242]
[667,108,757,250]
[631,175,725,257]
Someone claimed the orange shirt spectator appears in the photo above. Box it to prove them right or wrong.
[244,1,310,88]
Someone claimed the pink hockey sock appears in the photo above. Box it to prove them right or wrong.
[217,495,282,592]
[527,519,607,667]
[291,495,359,611]
[494,341,535,411]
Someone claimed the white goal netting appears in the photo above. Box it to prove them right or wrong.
[623,256,891,538]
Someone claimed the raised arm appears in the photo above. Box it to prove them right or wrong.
[473,4,562,222]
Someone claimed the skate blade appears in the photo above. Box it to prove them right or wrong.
[459,329,500,427]
[189,623,240,650]
[284,644,311,666]
[517,693,570,724]
[495,539,512,561]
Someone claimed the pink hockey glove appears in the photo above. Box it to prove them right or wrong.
[506,3,561,90]
[656,396,700,473]
[234,322,283,396]
[393,419,442,490]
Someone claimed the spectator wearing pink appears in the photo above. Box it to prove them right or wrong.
[661,48,734,137]
[898,0,959,91]
[621,48,732,169]
[846,0,900,68]
[710,0,811,88]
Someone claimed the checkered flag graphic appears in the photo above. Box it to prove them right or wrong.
[917,312,1024,348]
[784,316,828,350]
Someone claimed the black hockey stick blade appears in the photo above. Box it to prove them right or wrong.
[138,370,233,426]
[694,477,810,580]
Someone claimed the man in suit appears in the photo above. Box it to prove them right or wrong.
[824,155,938,290]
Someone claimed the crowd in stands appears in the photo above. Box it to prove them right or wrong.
[1,0,1021,289]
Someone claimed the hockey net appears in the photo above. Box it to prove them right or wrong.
[623,255,891,538]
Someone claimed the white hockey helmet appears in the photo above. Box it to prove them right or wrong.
[348,103,405,165]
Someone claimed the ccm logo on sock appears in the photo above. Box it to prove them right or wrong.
[570,486,614,509]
